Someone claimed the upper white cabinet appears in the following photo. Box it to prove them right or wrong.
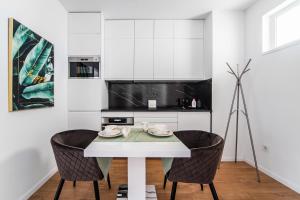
[174,39,204,80]
[134,39,154,80]
[134,20,154,80]
[135,20,154,38]
[105,38,134,80]
[105,20,134,39]
[154,20,174,38]
[153,20,174,80]
[154,39,174,79]
[105,20,134,80]
[173,20,204,80]
[174,20,204,38]
[69,13,101,34]
[68,13,101,56]
[104,19,207,80]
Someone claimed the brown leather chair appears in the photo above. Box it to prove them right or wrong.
[51,129,111,200]
[165,130,224,200]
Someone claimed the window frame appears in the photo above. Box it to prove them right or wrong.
[262,0,300,54]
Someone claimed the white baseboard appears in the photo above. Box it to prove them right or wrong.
[244,159,300,194]
[19,167,58,200]
[221,156,243,162]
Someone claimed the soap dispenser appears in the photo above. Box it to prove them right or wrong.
[191,98,196,108]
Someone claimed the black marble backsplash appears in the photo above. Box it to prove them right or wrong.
[107,79,212,110]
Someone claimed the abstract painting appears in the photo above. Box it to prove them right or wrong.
[8,18,54,111]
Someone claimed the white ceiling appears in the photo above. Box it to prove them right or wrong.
[59,0,258,19]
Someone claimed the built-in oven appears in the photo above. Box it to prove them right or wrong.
[68,56,100,78]
[101,117,134,130]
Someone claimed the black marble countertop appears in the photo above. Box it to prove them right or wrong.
[101,107,211,112]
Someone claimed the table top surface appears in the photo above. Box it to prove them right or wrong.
[84,130,191,158]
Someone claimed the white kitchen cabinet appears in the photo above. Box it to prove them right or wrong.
[68,79,102,111]
[68,111,101,131]
[174,20,204,38]
[105,38,134,80]
[135,20,154,38]
[154,39,173,79]
[68,12,101,56]
[134,39,154,80]
[174,38,204,80]
[105,20,134,80]
[134,112,178,131]
[68,13,101,34]
[154,20,173,38]
[69,34,101,56]
[104,19,207,80]
[134,20,154,80]
[105,20,134,39]
[177,112,210,132]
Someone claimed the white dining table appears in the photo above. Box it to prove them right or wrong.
[84,140,190,200]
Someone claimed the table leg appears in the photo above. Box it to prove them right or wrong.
[128,157,146,200]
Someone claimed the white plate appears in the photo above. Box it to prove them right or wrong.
[147,129,173,137]
[98,129,122,138]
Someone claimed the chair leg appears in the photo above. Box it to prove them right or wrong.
[107,173,112,189]
[200,184,204,191]
[209,182,219,200]
[73,181,76,187]
[54,179,65,200]
[163,175,167,189]
[93,181,100,200]
[170,182,177,200]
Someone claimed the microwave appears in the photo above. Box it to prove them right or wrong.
[68,56,100,78]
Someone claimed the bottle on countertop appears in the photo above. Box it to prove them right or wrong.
[196,99,202,108]
[191,98,196,108]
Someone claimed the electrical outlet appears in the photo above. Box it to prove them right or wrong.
[262,145,269,152]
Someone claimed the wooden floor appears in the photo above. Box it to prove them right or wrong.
[30,159,300,200]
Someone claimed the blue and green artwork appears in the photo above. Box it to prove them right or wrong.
[8,18,54,111]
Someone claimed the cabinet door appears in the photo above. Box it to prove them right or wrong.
[68,79,102,111]
[174,39,204,80]
[69,34,101,56]
[135,20,154,38]
[154,39,173,80]
[68,13,101,56]
[105,38,134,80]
[177,112,210,132]
[154,20,173,38]
[105,20,134,39]
[69,13,101,34]
[68,112,101,131]
[134,39,154,80]
[174,20,204,38]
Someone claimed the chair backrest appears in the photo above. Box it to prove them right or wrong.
[168,130,224,184]
[51,129,103,181]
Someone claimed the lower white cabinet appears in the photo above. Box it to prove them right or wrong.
[134,112,178,131]
[99,111,210,132]
[68,112,101,131]
[177,112,210,132]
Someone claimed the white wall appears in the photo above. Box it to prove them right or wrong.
[244,0,300,193]
[0,0,68,199]
[211,11,246,161]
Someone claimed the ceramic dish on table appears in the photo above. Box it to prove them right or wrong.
[98,125,122,138]
[98,129,122,138]
[147,128,173,137]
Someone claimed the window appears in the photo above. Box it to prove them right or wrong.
[263,0,300,53]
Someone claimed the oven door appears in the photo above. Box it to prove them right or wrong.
[69,57,100,78]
